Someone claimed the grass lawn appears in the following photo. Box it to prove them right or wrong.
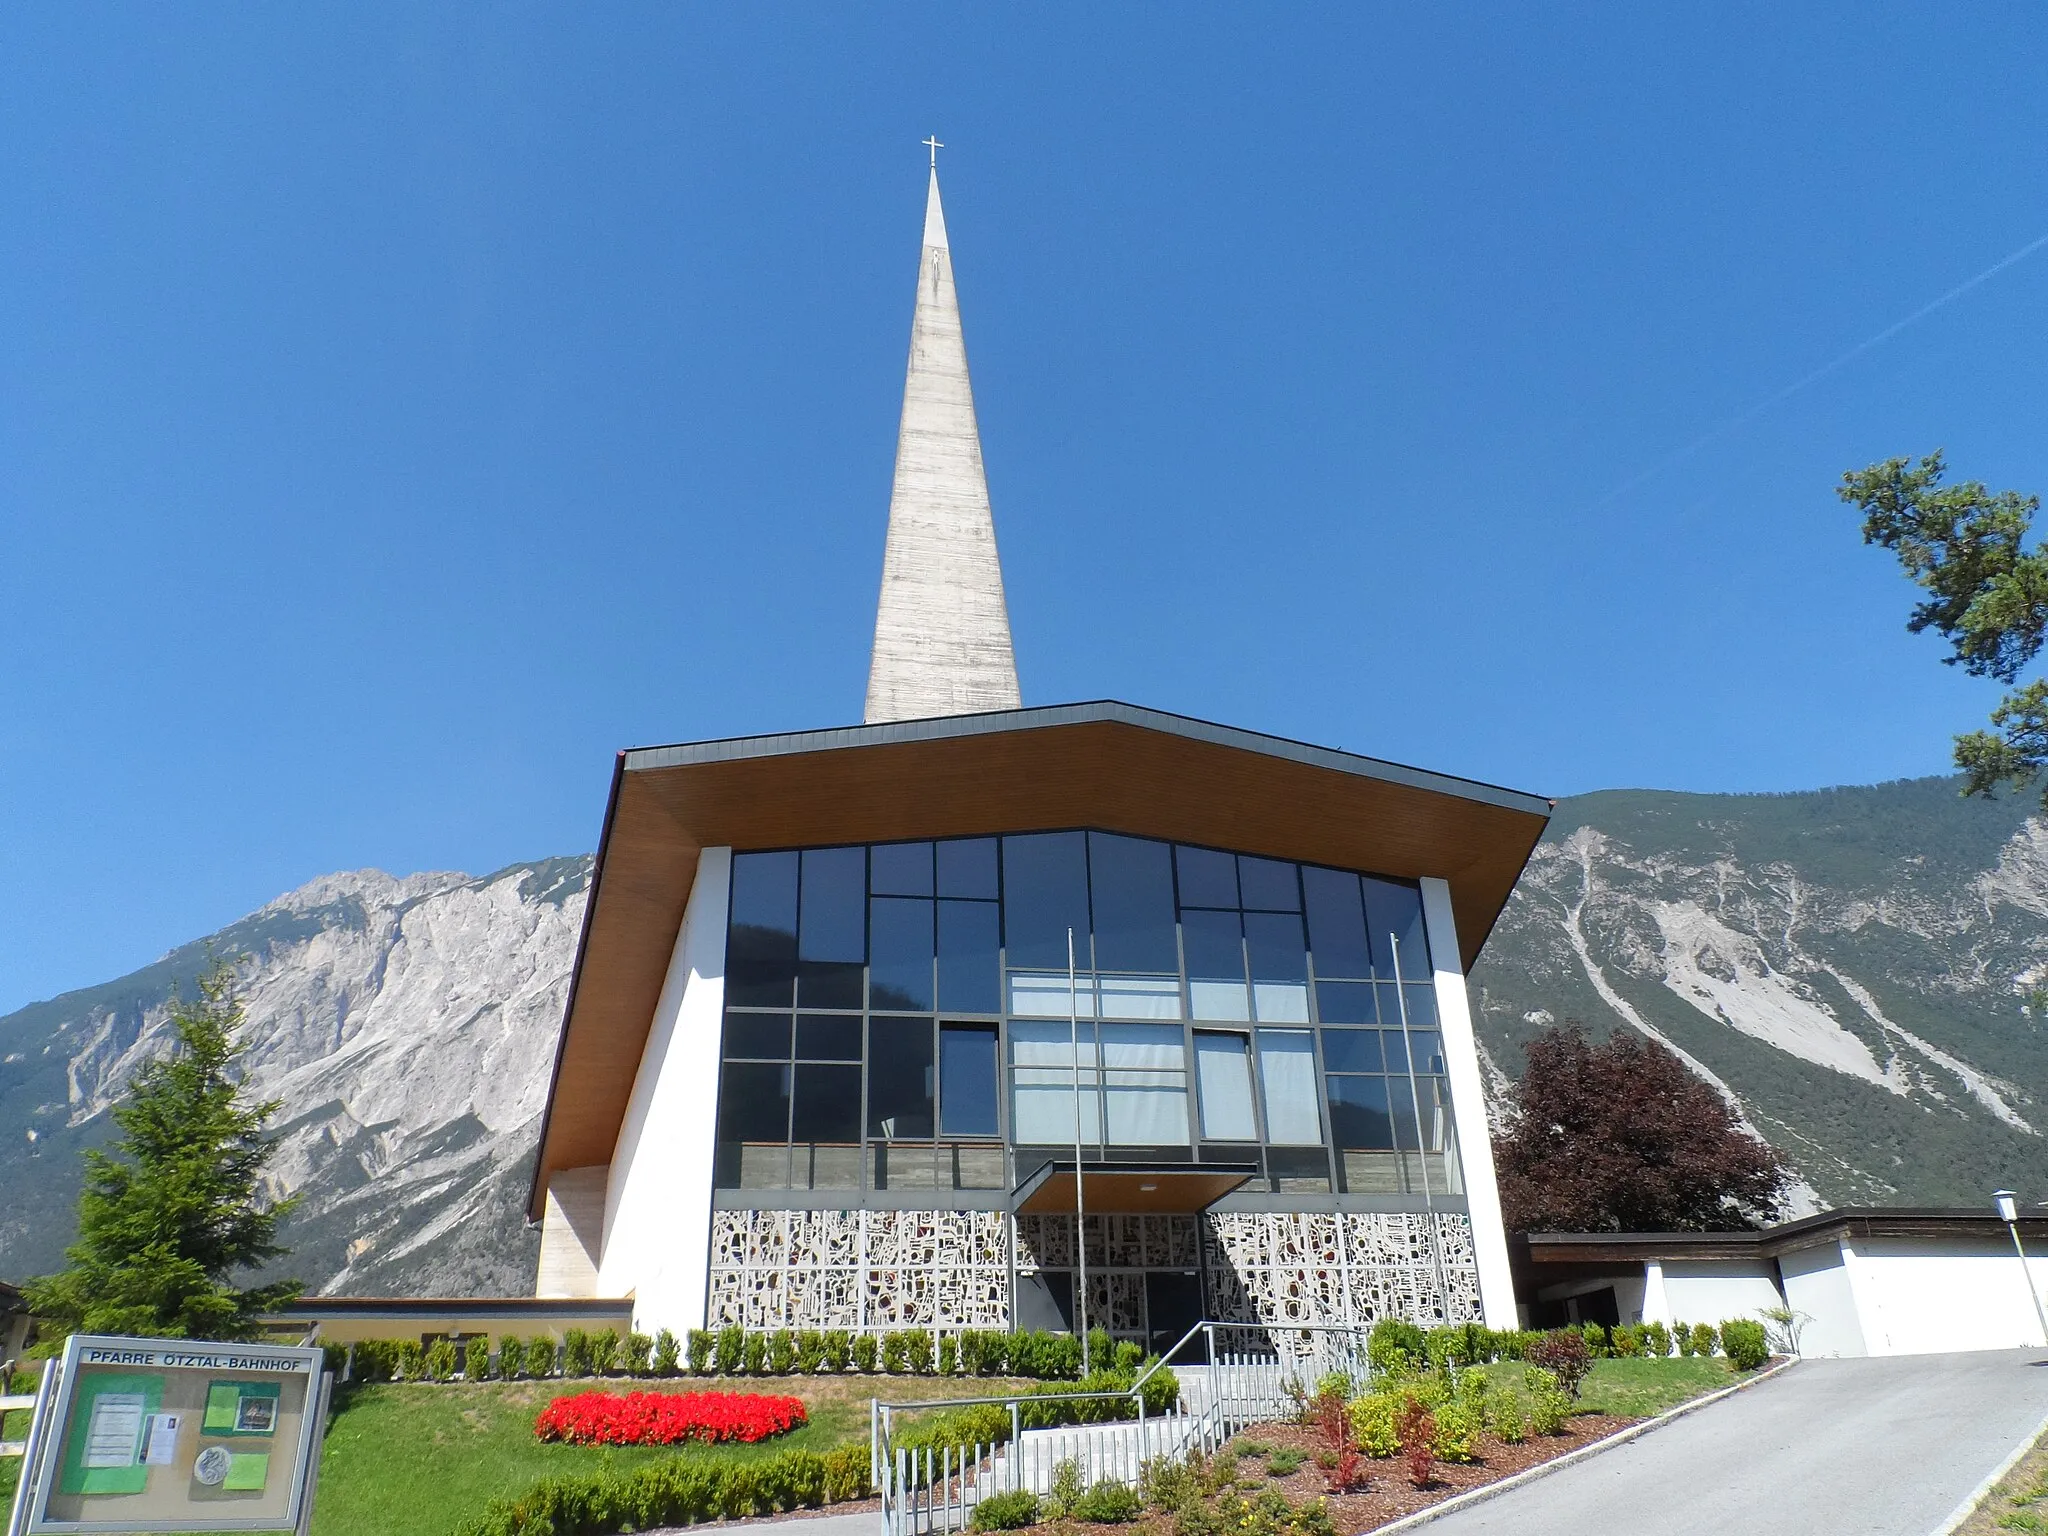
[313,1372,1028,1536]
[1475,1354,1744,1417]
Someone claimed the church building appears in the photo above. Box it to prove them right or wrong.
[526,162,1551,1352]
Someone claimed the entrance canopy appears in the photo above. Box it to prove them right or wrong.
[1013,1159,1257,1215]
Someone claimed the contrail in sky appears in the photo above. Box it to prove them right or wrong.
[1592,228,2048,508]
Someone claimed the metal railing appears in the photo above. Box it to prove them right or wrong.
[873,1320,1378,1536]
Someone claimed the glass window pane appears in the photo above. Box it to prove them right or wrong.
[940,1024,1001,1137]
[1256,1029,1323,1145]
[727,851,799,1007]
[1362,877,1430,979]
[1100,1021,1185,1072]
[799,846,867,1008]
[1105,1081,1190,1145]
[870,896,935,1011]
[1396,1029,1446,1075]
[791,1064,862,1142]
[1326,1075,1396,1149]
[1315,980,1377,1025]
[1302,867,1371,980]
[1009,1019,1096,1069]
[795,1014,862,1060]
[1320,1028,1384,1074]
[799,847,867,960]
[718,1061,790,1143]
[1009,972,1096,1018]
[938,899,1001,1013]
[1096,975,1183,1019]
[1246,912,1309,1022]
[867,1017,935,1139]
[723,1011,792,1060]
[871,841,934,896]
[1003,832,1090,970]
[1175,845,1239,909]
[938,837,999,898]
[1013,1077,1101,1144]
[1237,856,1301,912]
[1182,910,1247,1021]
[1089,832,1179,972]
[1403,985,1439,1029]
[1194,1032,1258,1141]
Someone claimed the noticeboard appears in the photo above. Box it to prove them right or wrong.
[16,1334,328,1534]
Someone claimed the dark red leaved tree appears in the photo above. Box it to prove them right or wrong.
[1493,1025,1790,1233]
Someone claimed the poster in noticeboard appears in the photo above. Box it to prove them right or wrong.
[18,1334,329,1534]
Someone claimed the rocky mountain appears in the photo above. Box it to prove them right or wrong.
[0,859,589,1295]
[1469,775,2048,1209]
[3,773,2044,1296]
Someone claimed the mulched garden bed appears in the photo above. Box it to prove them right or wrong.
[1214,1416,1639,1533]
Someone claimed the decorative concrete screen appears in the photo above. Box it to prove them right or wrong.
[15,1334,329,1535]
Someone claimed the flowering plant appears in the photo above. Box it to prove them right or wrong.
[534,1389,807,1446]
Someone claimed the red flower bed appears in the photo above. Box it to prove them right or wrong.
[534,1389,807,1447]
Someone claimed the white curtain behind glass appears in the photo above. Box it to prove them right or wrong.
[1100,1023,1189,1144]
[1194,1032,1257,1140]
[1257,1030,1322,1144]
[1010,1020,1101,1143]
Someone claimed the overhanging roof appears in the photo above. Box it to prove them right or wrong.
[1521,1207,2048,1268]
[1013,1160,1257,1215]
[528,700,1552,1217]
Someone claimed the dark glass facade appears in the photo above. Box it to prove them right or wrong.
[715,830,1463,1202]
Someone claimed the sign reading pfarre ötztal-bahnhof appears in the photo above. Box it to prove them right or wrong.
[12,1334,329,1534]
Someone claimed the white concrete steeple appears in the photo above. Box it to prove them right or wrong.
[864,158,1022,724]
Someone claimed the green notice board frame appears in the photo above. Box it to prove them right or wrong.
[10,1335,329,1536]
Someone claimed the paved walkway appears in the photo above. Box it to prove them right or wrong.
[1421,1350,2048,1536]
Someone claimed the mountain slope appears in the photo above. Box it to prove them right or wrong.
[1467,776,2048,1207]
[0,859,588,1293]
[3,774,2044,1296]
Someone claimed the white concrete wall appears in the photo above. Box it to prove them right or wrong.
[535,1166,607,1297]
[596,847,731,1337]
[1419,878,1518,1330]
[1850,1237,2048,1356]
[1780,1240,1867,1358]
[1653,1259,1783,1329]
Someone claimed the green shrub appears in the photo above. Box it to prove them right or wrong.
[1488,1393,1526,1444]
[1526,1373,1572,1436]
[1112,1338,1144,1371]
[1525,1329,1592,1399]
[1431,1398,1481,1463]
[822,1330,852,1372]
[851,1334,878,1373]
[1141,1453,1201,1511]
[1268,1448,1304,1476]
[427,1338,457,1380]
[1367,1318,1425,1378]
[881,1332,910,1374]
[1044,1459,1085,1519]
[963,1329,1009,1376]
[686,1330,713,1374]
[1642,1321,1671,1359]
[743,1334,768,1375]
[713,1326,744,1376]
[398,1340,426,1381]
[1075,1480,1142,1523]
[1720,1319,1768,1371]
[1314,1371,1355,1403]
[767,1329,797,1375]
[589,1329,621,1376]
[350,1340,398,1383]
[652,1329,681,1377]
[321,1341,349,1379]
[1348,1394,1400,1458]
[795,1330,826,1374]
[1423,1325,1470,1370]
[526,1337,558,1379]
[1578,1321,1608,1358]
[904,1331,935,1374]
[465,1336,490,1381]
[1672,1320,1694,1356]
[1609,1324,1642,1358]
[1690,1323,1718,1358]
[457,1442,873,1536]
[1007,1329,1080,1381]
[938,1336,959,1376]
[972,1490,1040,1531]
[561,1329,592,1378]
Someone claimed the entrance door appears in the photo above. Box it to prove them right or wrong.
[1146,1269,1205,1362]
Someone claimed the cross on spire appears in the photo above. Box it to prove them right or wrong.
[923,135,943,169]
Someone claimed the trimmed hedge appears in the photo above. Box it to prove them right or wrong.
[459,1442,872,1536]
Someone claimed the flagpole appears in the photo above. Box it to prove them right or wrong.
[1069,926,1091,1374]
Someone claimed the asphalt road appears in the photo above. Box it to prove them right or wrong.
[1419,1350,2048,1536]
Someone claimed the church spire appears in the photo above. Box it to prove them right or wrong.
[864,155,1022,724]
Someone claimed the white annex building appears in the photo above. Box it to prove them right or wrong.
[522,162,1553,1351]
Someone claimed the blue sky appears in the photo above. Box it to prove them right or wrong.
[6,5,2048,1013]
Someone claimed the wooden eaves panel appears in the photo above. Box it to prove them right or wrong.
[527,702,1552,1217]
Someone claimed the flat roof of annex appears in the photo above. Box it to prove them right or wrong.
[527,700,1552,1217]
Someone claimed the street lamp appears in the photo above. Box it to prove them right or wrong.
[1994,1191,2048,1348]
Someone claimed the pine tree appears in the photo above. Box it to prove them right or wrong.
[27,957,301,1342]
